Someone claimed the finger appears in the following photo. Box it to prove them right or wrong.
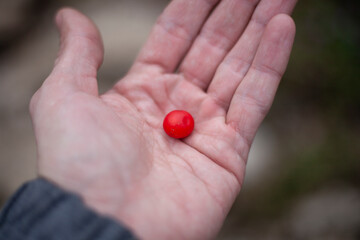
[226,14,296,144]
[208,0,297,109]
[179,0,260,90]
[131,0,220,74]
[46,8,104,96]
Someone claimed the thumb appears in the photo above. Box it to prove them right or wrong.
[48,8,104,95]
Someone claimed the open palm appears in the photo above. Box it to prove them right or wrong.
[30,1,296,239]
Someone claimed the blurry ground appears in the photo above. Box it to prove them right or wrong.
[0,0,359,239]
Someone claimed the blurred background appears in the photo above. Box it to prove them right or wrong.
[0,0,359,239]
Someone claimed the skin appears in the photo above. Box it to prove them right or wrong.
[30,0,297,239]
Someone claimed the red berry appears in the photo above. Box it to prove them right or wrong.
[163,110,194,139]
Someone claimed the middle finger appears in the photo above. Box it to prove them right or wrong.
[178,0,260,90]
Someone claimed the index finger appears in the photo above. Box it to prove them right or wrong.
[131,0,220,74]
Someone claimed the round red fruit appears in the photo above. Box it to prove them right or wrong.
[163,110,194,139]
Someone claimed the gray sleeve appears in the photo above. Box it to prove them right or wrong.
[0,178,137,240]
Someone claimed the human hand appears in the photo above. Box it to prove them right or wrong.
[30,1,296,239]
